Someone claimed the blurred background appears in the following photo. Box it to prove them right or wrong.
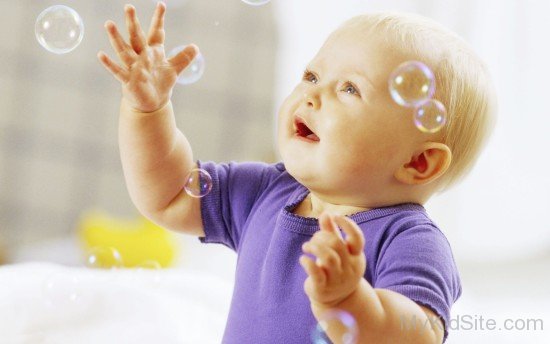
[0,0,549,342]
[0,0,277,280]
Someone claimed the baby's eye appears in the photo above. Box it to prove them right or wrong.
[302,70,318,84]
[342,82,360,96]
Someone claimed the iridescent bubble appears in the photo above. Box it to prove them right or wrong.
[35,5,84,54]
[241,0,271,5]
[168,46,205,85]
[85,246,123,269]
[42,272,82,308]
[184,168,213,198]
[414,99,447,133]
[388,61,435,107]
[311,309,358,344]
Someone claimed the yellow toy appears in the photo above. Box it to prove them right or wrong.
[78,210,180,268]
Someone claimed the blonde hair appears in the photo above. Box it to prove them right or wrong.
[342,13,497,192]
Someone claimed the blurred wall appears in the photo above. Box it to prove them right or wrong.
[0,0,277,255]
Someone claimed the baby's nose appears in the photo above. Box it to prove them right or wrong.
[302,91,320,109]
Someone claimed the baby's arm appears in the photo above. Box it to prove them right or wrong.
[98,3,203,236]
[301,213,443,343]
[314,281,444,343]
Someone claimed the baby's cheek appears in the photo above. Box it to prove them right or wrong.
[277,93,304,125]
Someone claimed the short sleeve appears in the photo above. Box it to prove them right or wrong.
[196,160,281,252]
[373,224,462,342]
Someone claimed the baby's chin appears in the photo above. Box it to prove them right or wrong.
[281,156,325,189]
[280,155,306,182]
[278,143,345,190]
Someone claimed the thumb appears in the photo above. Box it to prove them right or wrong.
[168,44,199,75]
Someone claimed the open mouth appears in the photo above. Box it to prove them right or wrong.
[294,116,320,142]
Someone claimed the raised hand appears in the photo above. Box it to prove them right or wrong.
[300,212,367,308]
[98,2,198,113]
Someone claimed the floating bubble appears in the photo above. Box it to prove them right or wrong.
[168,46,205,85]
[241,0,271,5]
[85,246,123,269]
[35,5,84,54]
[311,309,358,344]
[414,99,447,133]
[388,61,435,107]
[184,168,213,198]
[42,272,82,308]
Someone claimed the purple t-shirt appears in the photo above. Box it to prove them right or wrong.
[198,160,461,343]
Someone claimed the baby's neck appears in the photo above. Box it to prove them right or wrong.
[294,192,370,219]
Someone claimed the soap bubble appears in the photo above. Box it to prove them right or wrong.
[35,5,84,54]
[311,309,358,344]
[169,46,205,85]
[85,246,123,269]
[414,99,447,133]
[42,272,82,308]
[389,61,435,107]
[184,168,213,198]
[241,0,271,5]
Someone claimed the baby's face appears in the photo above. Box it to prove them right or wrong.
[277,26,425,203]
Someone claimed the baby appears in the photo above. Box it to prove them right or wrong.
[98,3,495,343]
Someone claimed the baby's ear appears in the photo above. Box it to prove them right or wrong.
[394,142,452,185]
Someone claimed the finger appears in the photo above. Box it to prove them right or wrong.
[168,44,199,75]
[299,255,326,285]
[124,4,147,54]
[333,215,365,256]
[104,20,136,66]
[97,51,129,83]
[147,2,166,46]
[311,230,348,263]
[319,212,344,239]
[302,241,342,273]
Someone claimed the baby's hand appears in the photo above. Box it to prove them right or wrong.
[300,213,366,308]
[98,2,198,113]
